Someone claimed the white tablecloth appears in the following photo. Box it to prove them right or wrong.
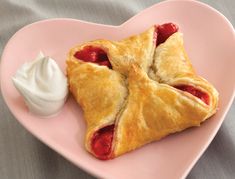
[0,0,234,178]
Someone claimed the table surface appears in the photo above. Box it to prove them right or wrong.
[0,0,234,178]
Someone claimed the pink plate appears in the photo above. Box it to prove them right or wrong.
[1,0,235,178]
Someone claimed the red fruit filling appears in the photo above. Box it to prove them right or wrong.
[91,124,115,160]
[74,46,112,68]
[156,23,179,45]
[174,85,210,105]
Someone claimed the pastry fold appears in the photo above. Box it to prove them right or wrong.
[66,60,127,151]
[68,26,156,75]
[67,25,219,160]
[114,65,210,156]
[149,32,218,117]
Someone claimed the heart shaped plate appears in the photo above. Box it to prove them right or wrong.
[1,0,234,178]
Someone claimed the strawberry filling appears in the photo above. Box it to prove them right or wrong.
[174,85,210,105]
[74,46,112,68]
[156,23,179,46]
[91,124,115,160]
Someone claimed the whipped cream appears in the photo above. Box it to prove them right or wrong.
[12,52,68,117]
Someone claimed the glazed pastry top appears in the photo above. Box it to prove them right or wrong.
[66,23,219,160]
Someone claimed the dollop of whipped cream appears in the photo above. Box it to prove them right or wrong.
[12,52,68,117]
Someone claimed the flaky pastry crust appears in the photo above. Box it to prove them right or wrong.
[66,26,219,159]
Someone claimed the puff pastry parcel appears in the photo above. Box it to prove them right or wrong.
[66,23,219,160]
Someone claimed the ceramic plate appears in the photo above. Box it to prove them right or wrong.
[1,0,234,178]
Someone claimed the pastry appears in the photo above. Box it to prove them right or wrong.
[149,32,218,117]
[66,23,219,160]
[68,26,156,75]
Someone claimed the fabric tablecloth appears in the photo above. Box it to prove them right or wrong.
[0,0,234,178]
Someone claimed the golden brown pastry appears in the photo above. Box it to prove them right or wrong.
[149,32,218,118]
[114,65,211,156]
[67,60,127,158]
[66,23,219,160]
[68,26,156,75]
